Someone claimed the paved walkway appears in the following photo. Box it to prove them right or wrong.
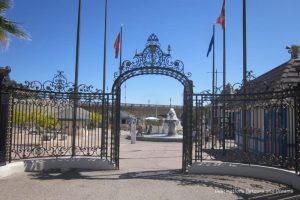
[0,135,299,200]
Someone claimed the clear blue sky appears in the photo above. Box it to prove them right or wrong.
[1,0,300,105]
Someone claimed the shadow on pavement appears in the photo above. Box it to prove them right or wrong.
[28,169,300,200]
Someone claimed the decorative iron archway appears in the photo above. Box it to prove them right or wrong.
[111,34,193,172]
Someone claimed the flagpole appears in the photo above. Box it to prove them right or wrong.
[243,0,247,85]
[118,25,124,113]
[119,25,123,74]
[102,0,107,94]
[72,0,81,157]
[222,0,226,152]
[212,24,216,149]
[212,25,215,96]
[242,0,247,151]
[101,0,108,158]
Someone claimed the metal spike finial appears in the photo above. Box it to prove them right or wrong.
[168,45,171,54]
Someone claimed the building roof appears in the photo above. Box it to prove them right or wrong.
[250,59,300,91]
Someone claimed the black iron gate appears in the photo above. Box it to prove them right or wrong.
[2,38,299,175]
[111,34,194,171]
[0,71,116,167]
[193,85,300,174]
[0,35,195,172]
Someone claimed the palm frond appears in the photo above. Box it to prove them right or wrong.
[0,0,12,12]
[0,0,30,48]
[0,16,30,40]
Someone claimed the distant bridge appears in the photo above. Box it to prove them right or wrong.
[120,103,183,119]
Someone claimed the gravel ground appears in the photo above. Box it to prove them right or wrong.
[0,134,299,200]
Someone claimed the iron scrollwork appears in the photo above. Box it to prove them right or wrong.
[114,34,191,79]
[24,71,102,94]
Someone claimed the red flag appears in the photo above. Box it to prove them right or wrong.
[217,0,225,30]
[114,32,121,58]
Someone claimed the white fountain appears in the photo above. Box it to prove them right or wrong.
[165,108,179,136]
[131,108,183,142]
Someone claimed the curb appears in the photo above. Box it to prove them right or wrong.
[189,161,300,191]
[0,157,115,178]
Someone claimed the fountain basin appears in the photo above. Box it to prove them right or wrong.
[126,133,182,142]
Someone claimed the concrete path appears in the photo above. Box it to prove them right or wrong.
[0,135,299,200]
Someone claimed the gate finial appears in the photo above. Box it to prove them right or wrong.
[147,34,160,46]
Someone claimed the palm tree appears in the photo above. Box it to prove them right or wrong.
[0,0,30,48]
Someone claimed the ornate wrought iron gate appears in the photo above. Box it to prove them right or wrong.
[111,34,193,171]
[0,71,116,166]
[192,85,300,174]
[0,34,194,172]
[1,36,299,174]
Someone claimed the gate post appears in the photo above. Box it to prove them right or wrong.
[0,67,10,166]
[295,83,300,175]
[182,80,193,172]
[114,86,121,169]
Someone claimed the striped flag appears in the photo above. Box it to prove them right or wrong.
[217,0,225,30]
[114,32,121,58]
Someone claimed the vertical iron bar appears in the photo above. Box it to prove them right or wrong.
[22,98,28,158]
[275,106,278,157]
[7,91,13,163]
[295,91,300,174]
[12,94,17,160]
[110,94,113,165]
[116,88,121,169]
[0,74,9,164]
[188,82,194,167]
[200,96,203,162]
[0,73,3,164]
[16,97,20,157]
[78,104,83,155]
[56,95,59,149]
[105,93,109,160]
[97,96,100,149]
[182,86,187,172]
[0,74,5,164]
[194,95,198,161]
[222,96,226,152]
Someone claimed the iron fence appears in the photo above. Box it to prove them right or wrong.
[0,71,116,166]
[1,34,299,174]
[193,86,300,174]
